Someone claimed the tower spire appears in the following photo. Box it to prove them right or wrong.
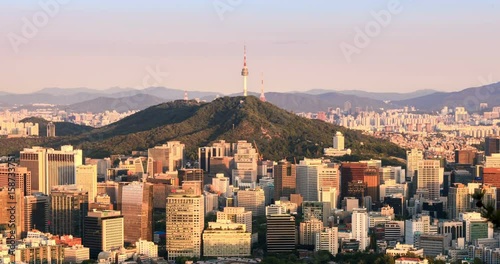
[241,44,249,96]
[259,72,266,102]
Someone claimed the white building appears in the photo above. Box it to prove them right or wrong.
[351,208,369,250]
[315,227,339,256]
[135,239,158,258]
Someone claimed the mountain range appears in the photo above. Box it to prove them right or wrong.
[0,96,405,163]
[1,82,499,112]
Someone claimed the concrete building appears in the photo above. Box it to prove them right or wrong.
[202,220,251,257]
[297,159,340,202]
[50,185,88,237]
[386,243,424,257]
[20,145,83,194]
[351,208,369,251]
[299,217,323,246]
[407,149,424,179]
[64,245,90,264]
[76,164,98,204]
[147,141,185,174]
[448,183,470,220]
[24,193,50,233]
[121,181,153,243]
[266,214,296,253]
[418,233,450,257]
[135,239,158,258]
[232,140,259,184]
[212,173,231,197]
[417,160,443,200]
[273,160,296,201]
[236,188,265,217]
[216,207,252,233]
[315,227,339,256]
[83,210,124,260]
[303,201,331,226]
[166,193,204,260]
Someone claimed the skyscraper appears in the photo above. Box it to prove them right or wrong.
[273,160,296,201]
[166,193,204,260]
[83,210,124,259]
[299,217,323,246]
[146,141,185,174]
[297,159,340,202]
[0,163,31,196]
[340,162,367,200]
[24,193,50,233]
[50,185,88,237]
[20,145,83,194]
[417,160,443,200]
[76,165,97,204]
[232,140,259,185]
[485,136,500,156]
[448,183,470,220]
[406,149,424,179]
[315,227,339,256]
[241,45,248,96]
[121,181,153,243]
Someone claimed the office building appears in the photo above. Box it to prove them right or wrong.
[83,210,124,259]
[136,239,158,258]
[232,140,259,184]
[147,141,185,174]
[24,193,50,233]
[299,217,323,246]
[448,183,470,220]
[297,159,340,202]
[351,208,369,251]
[266,214,296,253]
[216,207,252,233]
[418,234,450,257]
[237,187,265,217]
[0,187,24,238]
[50,185,88,237]
[166,193,204,260]
[178,169,204,186]
[76,165,98,204]
[273,160,296,201]
[407,149,424,179]
[212,173,231,197]
[20,145,83,194]
[315,227,339,256]
[460,212,492,244]
[202,220,251,257]
[417,160,443,200]
[121,181,153,243]
[198,140,232,172]
[485,136,500,156]
[0,163,31,196]
[303,201,331,225]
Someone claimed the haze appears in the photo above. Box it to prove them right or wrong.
[1,0,499,94]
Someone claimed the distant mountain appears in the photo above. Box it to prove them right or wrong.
[0,87,219,106]
[264,92,391,112]
[393,82,500,111]
[0,96,406,162]
[19,117,93,136]
[65,94,166,113]
[335,89,439,101]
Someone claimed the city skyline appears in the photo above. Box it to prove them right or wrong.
[1,1,500,94]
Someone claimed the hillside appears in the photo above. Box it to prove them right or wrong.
[2,97,405,162]
[393,82,500,111]
[19,117,94,136]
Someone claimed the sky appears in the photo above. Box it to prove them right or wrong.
[1,0,499,94]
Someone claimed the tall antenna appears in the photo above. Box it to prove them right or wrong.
[259,72,266,102]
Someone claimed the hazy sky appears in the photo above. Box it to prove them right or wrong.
[1,0,499,94]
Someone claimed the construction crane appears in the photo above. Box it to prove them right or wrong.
[253,140,263,161]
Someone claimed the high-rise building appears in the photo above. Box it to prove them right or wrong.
[237,187,265,217]
[146,141,185,174]
[232,140,259,184]
[83,210,124,259]
[198,140,232,173]
[297,159,340,202]
[299,217,323,246]
[0,163,31,197]
[485,136,500,156]
[315,227,339,256]
[460,212,492,244]
[166,193,204,260]
[24,193,50,233]
[406,149,424,179]
[351,208,369,251]
[273,160,296,201]
[340,162,367,200]
[202,220,251,257]
[216,207,252,233]
[448,183,470,220]
[76,165,97,204]
[121,181,153,243]
[417,160,443,200]
[20,146,83,194]
[50,185,88,237]
[303,201,331,226]
[212,173,230,197]
[47,122,56,137]
[333,132,345,150]
[266,214,296,253]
